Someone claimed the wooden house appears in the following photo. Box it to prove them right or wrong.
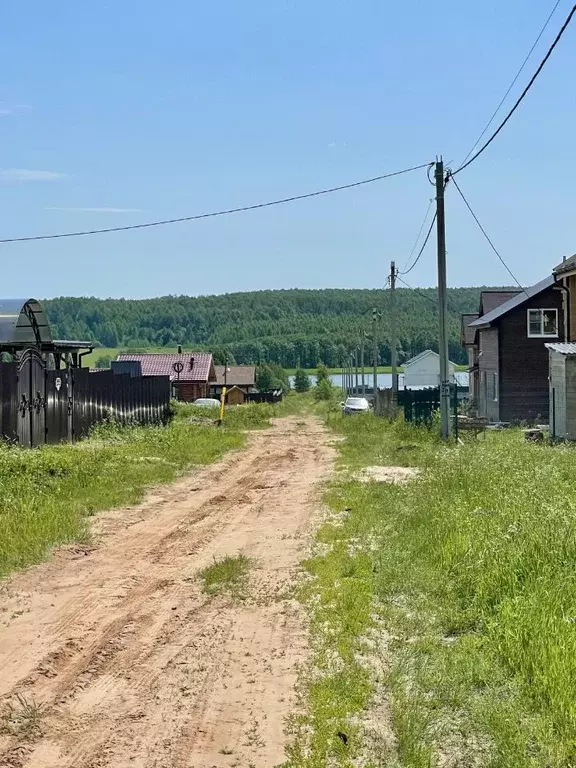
[461,313,479,401]
[210,365,256,405]
[116,352,216,402]
[553,254,576,339]
[465,277,565,423]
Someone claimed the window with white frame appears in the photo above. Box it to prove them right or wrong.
[527,308,558,338]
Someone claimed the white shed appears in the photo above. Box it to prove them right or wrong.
[403,350,456,388]
[546,343,576,440]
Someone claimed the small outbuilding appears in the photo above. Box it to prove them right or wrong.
[403,350,456,388]
[546,343,576,439]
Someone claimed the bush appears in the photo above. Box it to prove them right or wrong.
[314,378,334,401]
[294,369,311,392]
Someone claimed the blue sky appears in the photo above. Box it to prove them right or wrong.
[0,0,574,298]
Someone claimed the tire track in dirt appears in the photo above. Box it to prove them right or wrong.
[0,416,334,768]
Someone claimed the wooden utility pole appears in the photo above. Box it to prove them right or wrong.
[354,350,359,394]
[390,261,398,394]
[435,158,451,439]
[372,308,378,395]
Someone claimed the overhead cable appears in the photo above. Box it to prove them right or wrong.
[459,0,563,168]
[400,212,437,276]
[396,275,438,307]
[0,162,432,244]
[454,2,576,175]
[449,174,527,294]
[401,197,434,273]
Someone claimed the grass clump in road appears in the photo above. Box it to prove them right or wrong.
[199,554,252,597]
[287,413,576,767]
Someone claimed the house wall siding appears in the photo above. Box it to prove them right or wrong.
[175,382,208,402]
[549,352,567,438]
[568,275,576,341]
[565,356,576,439]
[478,328,499,421]
[404,354,455,388]
[498,287,564,423]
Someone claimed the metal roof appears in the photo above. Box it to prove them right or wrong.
[545,343,576,356]
[0,298,52,346]
[470,276,555,329]
[404,349,438,367]
[480,290,521,315]
[461,313,479,346]
[117,352,215,382]
[553,254,576,276]
[404,349,457,367]
[214,365,255,386]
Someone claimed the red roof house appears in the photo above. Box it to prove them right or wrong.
[116,352,216,402]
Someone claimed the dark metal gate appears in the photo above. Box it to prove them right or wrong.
[17,348,47,447]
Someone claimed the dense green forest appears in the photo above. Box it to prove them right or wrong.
[44,287,494,368]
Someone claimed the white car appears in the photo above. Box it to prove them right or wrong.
[193,398,221,408]
[341,396,371,415]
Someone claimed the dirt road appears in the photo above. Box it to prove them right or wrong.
[0,416,334,768]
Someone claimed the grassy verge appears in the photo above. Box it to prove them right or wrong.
[0,400,294,580]
[286,413,576,767]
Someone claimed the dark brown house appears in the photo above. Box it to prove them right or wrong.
[116,352,216,402]
[465,276,565,422]
[210,365,256,405]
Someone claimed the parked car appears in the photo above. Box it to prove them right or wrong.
[341,396,371,415]
[193,397,221,408]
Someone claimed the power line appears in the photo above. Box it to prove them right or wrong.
[454,2,576,175]
[0,162,432,244]
[400,197,434,273]
[396,275,438,307]
[400,211,437,276]
[459,0,562,168]
[449,174,527,294]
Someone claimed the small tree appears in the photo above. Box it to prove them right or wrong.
[256,364,275,391]
[95,354,112,369]
[314,377,334,401]
[294,368,311,393]
[316,362,330,384]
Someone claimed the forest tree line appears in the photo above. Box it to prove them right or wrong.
[44,286,497,368]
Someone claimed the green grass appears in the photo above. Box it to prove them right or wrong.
[0,401,292,580]
[199,554,252,596]
[286,413,576,767]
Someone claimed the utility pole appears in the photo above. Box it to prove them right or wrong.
[390,261,398,395]
[372,307,378,396]
[360,336,366,396]
[354,350,359,394]
[435,157,451,439]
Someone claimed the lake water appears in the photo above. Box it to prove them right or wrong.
[289,372,469,389]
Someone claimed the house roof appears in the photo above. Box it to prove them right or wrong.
[553,254,576,276]
[470,276,556,329]
[116,352,215,382]
[404,350,437,367]
[480,290,522,315]
[545,342,576,356]
[214,365,255,387]
[404,349,457,367]
[461,313,479,346]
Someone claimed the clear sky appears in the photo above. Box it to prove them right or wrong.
[0,0,574,298]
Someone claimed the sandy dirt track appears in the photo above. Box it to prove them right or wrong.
[0,416,334,768]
